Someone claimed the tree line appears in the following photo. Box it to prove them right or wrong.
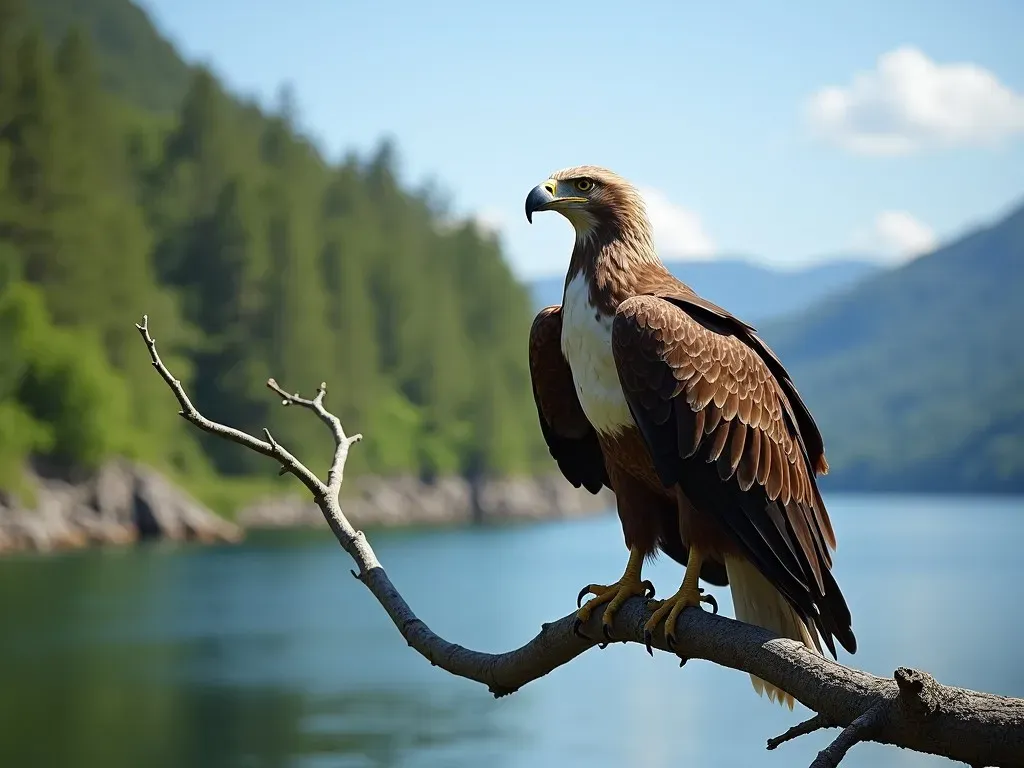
[0,4,547,510]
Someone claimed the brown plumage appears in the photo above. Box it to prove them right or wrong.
[525,165,856,707]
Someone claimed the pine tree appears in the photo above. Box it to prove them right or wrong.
[151,68,242,287]
[6,28,70,289]
[260,111,336,473]
[320,167,382,429]
[187,177,275,475]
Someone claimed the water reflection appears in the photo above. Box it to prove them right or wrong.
[1,494,1022,767]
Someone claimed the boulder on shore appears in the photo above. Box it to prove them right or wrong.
[0,460,243,555]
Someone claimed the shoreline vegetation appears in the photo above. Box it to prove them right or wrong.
[0,460,613,556]
[0,1,578,546]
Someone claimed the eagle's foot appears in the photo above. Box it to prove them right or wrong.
[642,583,718,656]
[573,576,655,642]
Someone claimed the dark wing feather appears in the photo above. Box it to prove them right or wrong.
[529,306,610,494]
[653,290,830,478]
[612,295,855,657]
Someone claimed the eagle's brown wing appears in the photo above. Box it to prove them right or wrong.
[529,306,610,494]
[652,288,829,479]
[611,294,855,658]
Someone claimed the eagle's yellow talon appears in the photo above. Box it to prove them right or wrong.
[575,578,651,636]
[642,546,716,654]
[645,583,704,631]
[574,547,650,640]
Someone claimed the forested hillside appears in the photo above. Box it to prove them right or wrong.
[0,1,545,508]
[761,200,1024,493]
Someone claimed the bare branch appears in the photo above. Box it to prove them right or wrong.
[135,316,325,498]
[137,316,1024,768]
[809,704,882,768]
[265,378,362,500]
[768,712,833,750]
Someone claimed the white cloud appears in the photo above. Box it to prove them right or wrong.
[638,187,716,259]
[472,207,506,236]
[434,206,506,237]
[806,47,1024,155]
[853,211,938,262]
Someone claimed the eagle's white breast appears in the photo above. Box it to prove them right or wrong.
[560,273,635,436]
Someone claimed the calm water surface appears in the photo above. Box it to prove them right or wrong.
[1,493,1022,768]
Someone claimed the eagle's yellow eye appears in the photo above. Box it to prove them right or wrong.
[575,179,594,192]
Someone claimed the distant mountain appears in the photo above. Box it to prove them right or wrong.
[759,199,1024,493]
[530,257,883,325]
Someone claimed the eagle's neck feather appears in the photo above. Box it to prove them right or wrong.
[565,216,670,316]
[558,203,670,437]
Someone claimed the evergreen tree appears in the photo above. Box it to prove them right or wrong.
[260,111,336,472]
[7,28,70,290]
[319,166,381,435]
[187,177,275,475]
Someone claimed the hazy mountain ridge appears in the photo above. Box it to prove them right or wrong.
[528,211,1024,493]
[530,256,884,325]
[760,199,1024,493]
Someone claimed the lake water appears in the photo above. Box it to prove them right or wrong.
[1,493,1022,768]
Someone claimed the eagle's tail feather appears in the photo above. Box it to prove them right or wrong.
[724,554,821,710]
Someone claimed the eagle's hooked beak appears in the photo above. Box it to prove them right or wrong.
[525,180,589,223]
[525,180,557,224]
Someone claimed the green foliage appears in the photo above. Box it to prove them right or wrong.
[0,281,127,476]
[0,2,548,503]
[0,280,53,495]
[31,0,192,114]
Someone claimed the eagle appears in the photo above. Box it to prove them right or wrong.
[524,166,857,707]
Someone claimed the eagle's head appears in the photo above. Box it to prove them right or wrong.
[524,165,651,244]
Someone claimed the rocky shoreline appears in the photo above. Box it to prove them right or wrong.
[238,473,613,530]
[0,460,613,556]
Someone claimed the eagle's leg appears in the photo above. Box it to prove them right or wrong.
[574,546,654,641]
[642,545,717,653]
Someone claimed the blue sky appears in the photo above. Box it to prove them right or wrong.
[137,0,1024,279]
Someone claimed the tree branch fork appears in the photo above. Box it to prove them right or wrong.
[134,316,1024,768]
